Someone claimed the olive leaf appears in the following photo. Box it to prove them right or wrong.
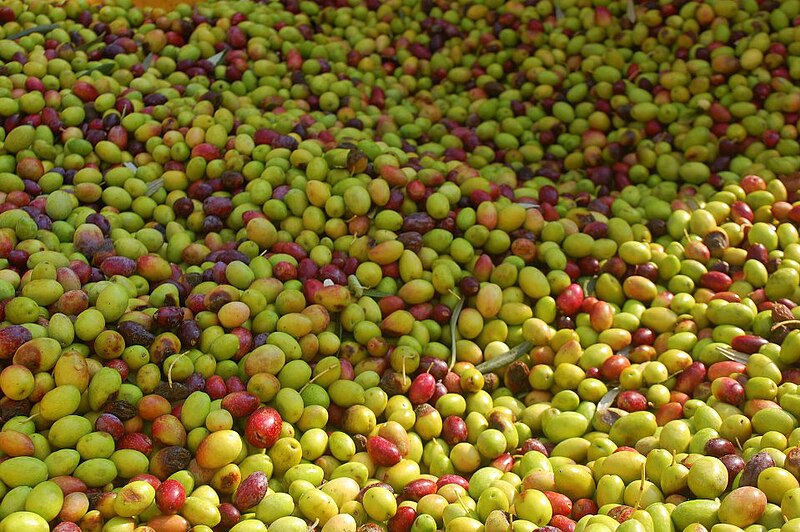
[77,61,116,77]
[347,275,391,299]
[448,297,466,370]
[582,275,598,298]
[596,387,623,426]
[626,0,636,23]
[554,0,564,21]
[8,23,59,40]
[617,344,631,359]
[597,387,620,412]
[77,35,105,52]
[347,275,364,298]
[142,52,155,71]
[715,345,749,365]
[209,50,227,67]
[475,341,534,375]
[145,178,164,197]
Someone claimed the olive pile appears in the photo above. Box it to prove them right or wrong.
[1,0,800,531]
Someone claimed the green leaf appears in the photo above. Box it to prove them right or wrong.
[7,24,59,40]
[475,341,533,374]
[448,297,465,370]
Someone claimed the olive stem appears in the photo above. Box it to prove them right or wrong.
[474,341,534,374]
[166,352,189,389]
[299,365,335,395]
[635,462,646,509]
[448,297,465,370]
[456,493,470,511]
[772,320,800,329]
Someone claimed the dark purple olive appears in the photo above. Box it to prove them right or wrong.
[739,452,775,487]
[459,276,480,296]
[402,212,436,234]
[117,321,155,347]
[173,197,195,217]
[154,307,184,330]
[100,256,137,277]
[200,216,224,234]
[177,320,201,348]
[202,196,233,218]
[705,438,737,458]
[720,454,745,489]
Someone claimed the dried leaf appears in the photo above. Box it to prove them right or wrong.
[772,303,795,324]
